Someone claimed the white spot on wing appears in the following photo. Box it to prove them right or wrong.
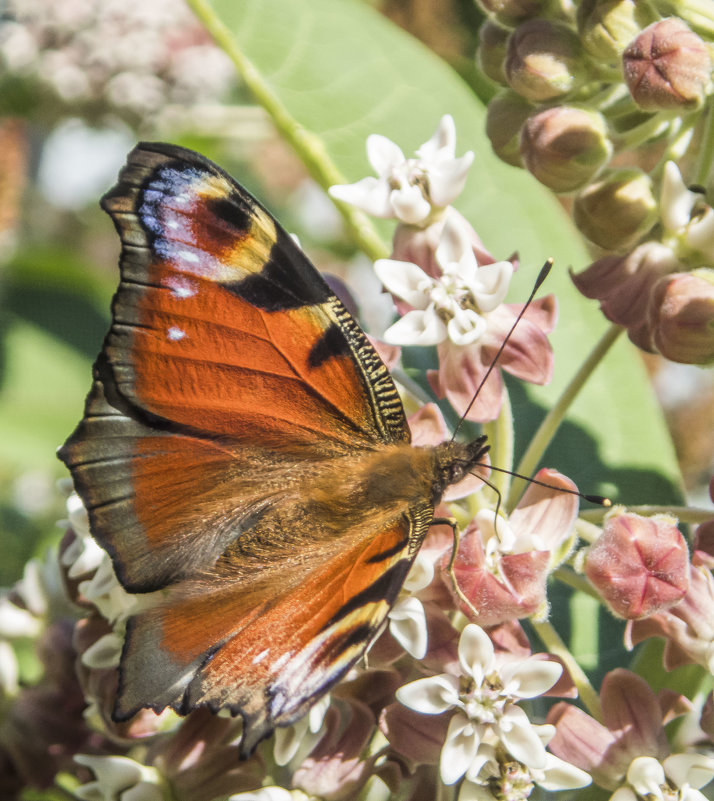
[167,326,186,341]
[163,275,198,299]
[252,649,270,665]
[271,652,292,674]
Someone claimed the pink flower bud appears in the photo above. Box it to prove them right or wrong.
[505,19,588,101]
[571,241,681,351]
[585,512,689,619]
[577,0,658,69]
[623,18,712,111]
[477,19,510,85]
[650,268,714,364]
[573,168,658,251]
[475,0,548,28]
[520,106,612,193]
[486,90,531,167]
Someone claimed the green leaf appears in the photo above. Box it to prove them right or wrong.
[200,0,682,505]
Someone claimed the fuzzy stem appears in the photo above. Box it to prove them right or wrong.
[579,505,714,525]
[186,0,389,262]
[693,98,714,187]
[531,618,603,721]
[508,323,623,509]
[483,385,514,508]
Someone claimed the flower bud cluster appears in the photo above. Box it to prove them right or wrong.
[476,4,714,363]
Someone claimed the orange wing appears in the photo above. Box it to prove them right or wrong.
[59,143,429,753]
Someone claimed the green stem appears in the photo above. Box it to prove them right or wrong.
[531,618,603,722]
[508,323,623,509]
[483,384,514,508]
[693,97,714,187]
[552,566,601,600]
[186,0,389,262]
[579,504,714,525]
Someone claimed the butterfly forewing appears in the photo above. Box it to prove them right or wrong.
[59,143,436,753]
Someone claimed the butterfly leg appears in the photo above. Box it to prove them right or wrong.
[431,516,481,620]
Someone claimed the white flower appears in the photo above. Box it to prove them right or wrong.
[396,624,562,785]
[329,115,474,225]
[273,693,330,766]
[611,754,714,801]
[375,214,513,347]
[458,726,591,801]
[660,161,714,264]
[74,755,164,801]
[229,789,308,801]
[388,552,433,659]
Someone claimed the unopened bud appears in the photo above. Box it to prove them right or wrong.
[585,512,689,619]
[520,106,612,193]
[577,0,658,70]
[652,0,714,39]
[623,18,712,111]
[504,19,588,101]
[573,168,658,250]
[486,90,531,167]
[477,20,511,85]
[475,0,548,28]
[651,268,714,364]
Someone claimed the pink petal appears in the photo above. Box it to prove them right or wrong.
[380,703,449,764]
[509,468,579,551]
[408,403,449,446]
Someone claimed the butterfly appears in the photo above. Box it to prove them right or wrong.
[58,142,489,755]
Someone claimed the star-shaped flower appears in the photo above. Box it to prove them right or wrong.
[329,115,473,225]
[396,624,562,785]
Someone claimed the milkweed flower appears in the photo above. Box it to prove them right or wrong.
[376,212,555,421]
[396,623,562,785]
[329,115,473,225]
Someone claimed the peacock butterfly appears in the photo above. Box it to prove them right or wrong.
[58,142,489,755]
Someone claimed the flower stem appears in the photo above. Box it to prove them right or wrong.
[186,0,389,262]
[483,385,514,511]
[508,323,623,509]
[693,97,714,187]
[531,618,603,722]
[579,504,714,525]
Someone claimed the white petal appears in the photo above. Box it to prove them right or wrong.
[417,114,456,161]
[685,207,714,262]
[366,133,405,175]
[664,753,714,790]
[383,307,447,346]
[228,789,294,801]
[459,780,497,801]
[610,788,639,801]
[661,161,697,232]
[122,784,164,801]
[436,213,473,270]
[81,632,123,669]
[74,755,144,793]
[446,308,486,346]
[498,706,547,769]
[429,152,474,207]
[329,176,393,218]
[469,261,513,312]
[396,673,460,714]
[458,624,495,684]
[273,714,308,766]
[0,641,18,694]
[403,552,434,592]
[627,756,666,796]
[390,183,431,224]
[440,713,482,785]
[538,753,593,791]
[499,658,562,698]
[389,596,428,659]
[374,258,432,308]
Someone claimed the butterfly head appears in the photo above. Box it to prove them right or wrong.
[432,436,489,504]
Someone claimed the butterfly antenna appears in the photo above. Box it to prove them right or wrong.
[472,462,611,507]
[451,259,553,442]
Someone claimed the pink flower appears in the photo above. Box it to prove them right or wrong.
[585,513,690,619]
[547,669,676,789]
[442,469,579,626]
